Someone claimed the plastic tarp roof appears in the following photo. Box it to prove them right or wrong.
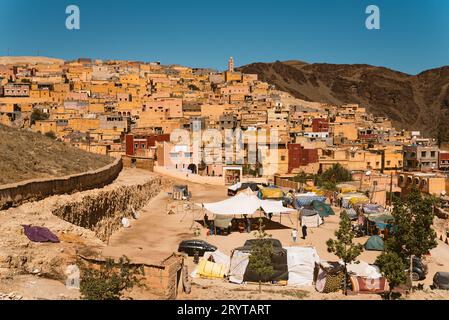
[311,200,335,217]
[203,194,262,216]
[286,247,321,287]
[365,235,385,251]
[229,250,250,284]
[202,194,295,216]
[258,187,284,199]
[295,193,327,208]
[363,204,385,214]
[347,261,382,279]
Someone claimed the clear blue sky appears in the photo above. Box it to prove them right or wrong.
[1,0,448,74]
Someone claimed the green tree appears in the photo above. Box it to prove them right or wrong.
[375,251,407,299]
[385,188,437,288]
[248,218,275,293]
[326,211,364,295]
[30,109,49,125]
[78,256,145,300]
[320,163,352,184]
[293,171,308,191]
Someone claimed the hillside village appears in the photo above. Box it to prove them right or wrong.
[1,56,449,300]
[1,56,448,189]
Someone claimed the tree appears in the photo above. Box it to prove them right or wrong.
[326,211,364,295]
[78,256,145,300]
[248,218,274,293]
[385,188,437,289]
[375,251,407,299]
[30,109,49,125]
[320,163,352,184]
[293,171,308,191]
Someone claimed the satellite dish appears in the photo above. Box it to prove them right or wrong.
[366,171,372,176]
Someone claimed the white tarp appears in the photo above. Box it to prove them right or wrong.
[228,182,242,192]
[229,250,250,284]
[202,194,295,217]
[346,261,382,279]
[286,247,321,287]
[203,194,261,216]
[301,214,323,228]
[259,199,297,215]
[203,250,231,271]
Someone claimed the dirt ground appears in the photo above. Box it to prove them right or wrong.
[2,169,449,300]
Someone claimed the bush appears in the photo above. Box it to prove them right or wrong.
[78,256,145,300]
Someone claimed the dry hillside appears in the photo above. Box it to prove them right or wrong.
[239,61,449,137]
[0,124,114,185]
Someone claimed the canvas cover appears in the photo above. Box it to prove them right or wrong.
[363,204,385,214]
[286,247,321,286]
[301,214,323,228]
[229,250,250,284]
[347,261,382,279]
[311,200,335,217]
[364,235,385,251]
[258,187,284,199]
[203,250,230,268]
[295,194,327,208]
[196,258,227,279]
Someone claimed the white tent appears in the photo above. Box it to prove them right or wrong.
[203,194,262,216]
[202,194,295,217]
[286,247,321,287]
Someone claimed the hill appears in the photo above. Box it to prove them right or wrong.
[0,56,65,65]
[238,61,449,138]
[0,124,114,185]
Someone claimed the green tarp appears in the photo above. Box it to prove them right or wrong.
[311,200,335,218]
[365,235,384,251]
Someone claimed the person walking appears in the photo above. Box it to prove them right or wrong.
[291,228,298,242]
[302,225,308,240]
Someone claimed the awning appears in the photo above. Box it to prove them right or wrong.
[202,194,295,216]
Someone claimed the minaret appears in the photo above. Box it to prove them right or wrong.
[228,57,234,72]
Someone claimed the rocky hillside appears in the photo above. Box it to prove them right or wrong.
[239,60,449,137]
[0,124,114,185]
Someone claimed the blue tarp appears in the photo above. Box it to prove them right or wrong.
[295,196,327,208]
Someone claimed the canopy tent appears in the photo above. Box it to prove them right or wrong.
[310,200,335,218]
[202,194,295,217]
[286,247,321,287]
[258,186,284,200]
[364,235,385,251]
[349,196,370,206]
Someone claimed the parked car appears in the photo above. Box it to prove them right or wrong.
[178,240,217,256]
[406,257,428,281]
[433,272,449,290]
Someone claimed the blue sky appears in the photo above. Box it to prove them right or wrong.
[0,0,448,74]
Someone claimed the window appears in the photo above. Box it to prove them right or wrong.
[134,143,138,149]
[431,151,436,157]
[281,156,286,161]
[421,151,427,157]
[386,160,391,166]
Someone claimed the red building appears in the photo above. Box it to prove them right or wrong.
[288,144,319,173]
[311,118,329,133]
[125,134,170,156]
[439,151,449,171]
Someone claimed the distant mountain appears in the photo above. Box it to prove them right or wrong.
[0,56,65,65]
[238,60,449,137]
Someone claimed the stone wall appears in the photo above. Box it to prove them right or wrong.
[51,176,166,241]
[0,158,123,210]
